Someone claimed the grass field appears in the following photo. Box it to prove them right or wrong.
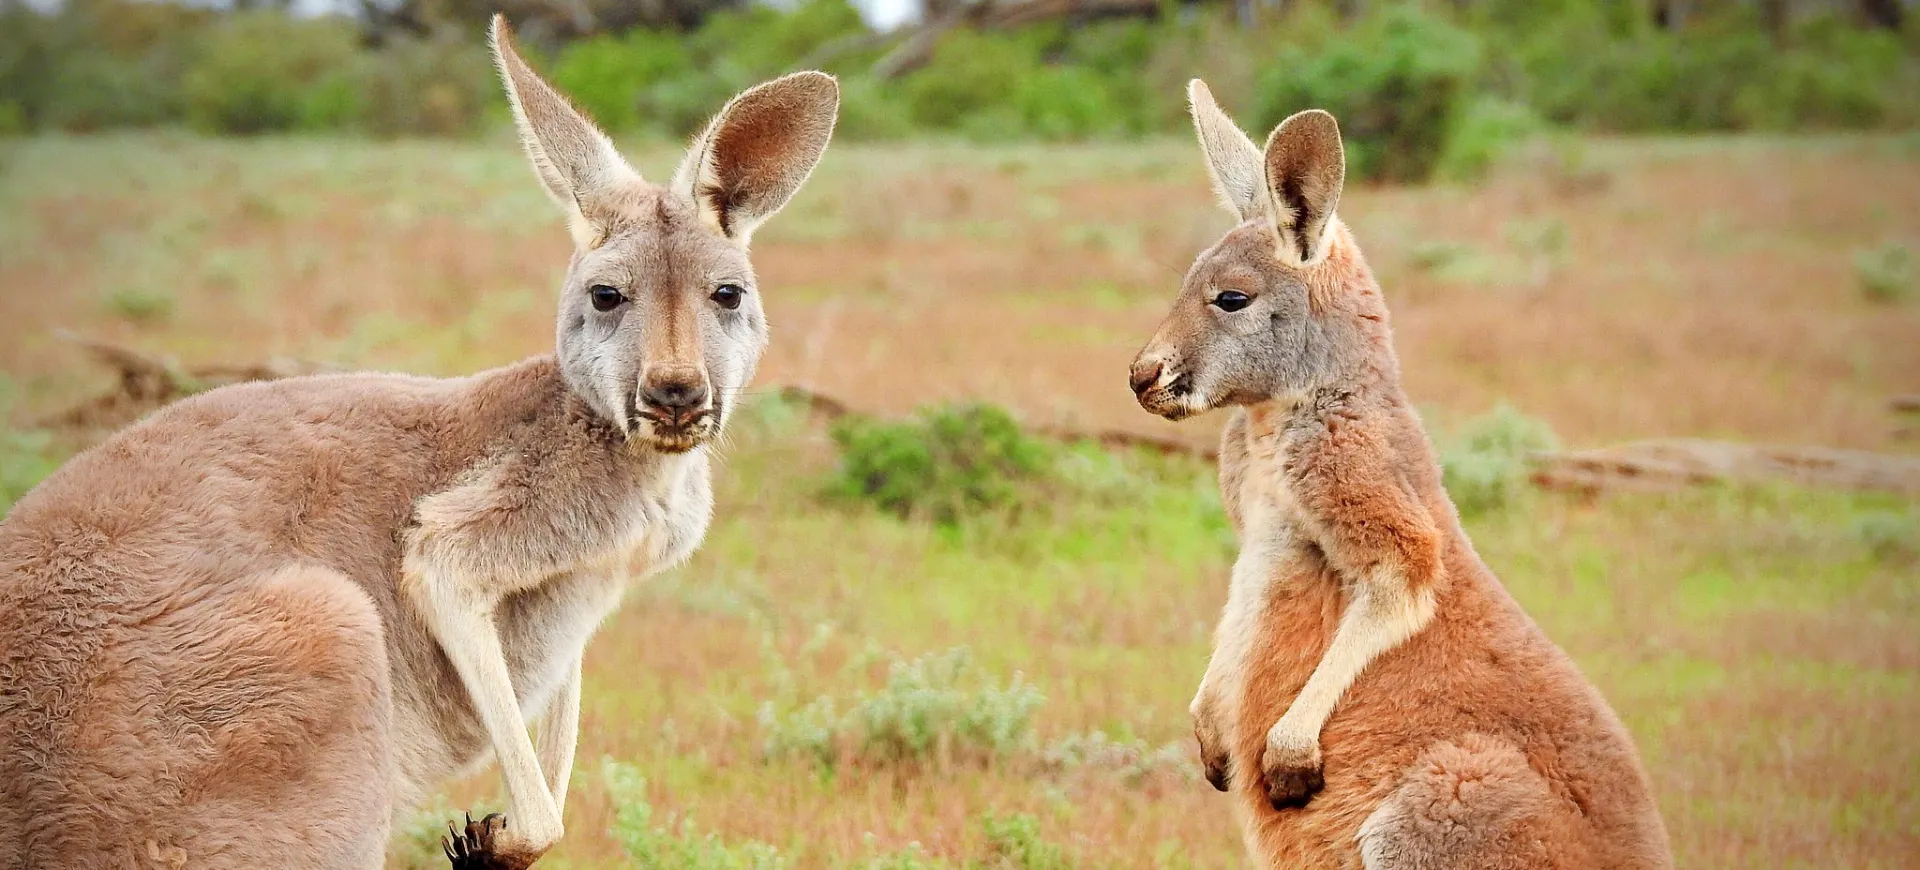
[1,132,1917,869]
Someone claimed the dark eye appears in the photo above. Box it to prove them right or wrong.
[589,284,626,312]
[1212,290,1253,312]
[711,283,745,310]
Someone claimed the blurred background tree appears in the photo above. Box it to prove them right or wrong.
[0,0,1914,180]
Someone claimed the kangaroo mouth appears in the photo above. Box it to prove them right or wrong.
[1135,375,1199,421]
[625,401,722,454]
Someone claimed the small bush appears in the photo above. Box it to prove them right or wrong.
[603,760,790,870]
[1854,510,1917,563]
[101,285,175,323]
[1435,96,1546,183]
[386,799,464,870]
[1,427,62,518]
[760,647,1043,769]
[1855,242,1915,304]
[552,29,700,136]
[978,814,1071,870]
[1038,731,1193,787]
[1250,5,1482,182]
[1440,404,1558,517]
[181,12,361,134]
[827,404,1054,524]
[856,843,953,870]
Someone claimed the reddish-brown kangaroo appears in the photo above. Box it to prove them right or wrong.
[0,17,837,869]
[1127,80,1673,869]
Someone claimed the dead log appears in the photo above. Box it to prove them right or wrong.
[39,333,330,432]
[1892,395,1920,414]
[41,355,1917,497]
[1530,439,1920,497]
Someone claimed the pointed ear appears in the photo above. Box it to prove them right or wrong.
[1188,79,1268,222]
[671,71,839,243]
[1263,109,1346,265]
[490,15,641,249]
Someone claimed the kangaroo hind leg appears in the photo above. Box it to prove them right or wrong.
[1358,734,1590,870]
[146,564,397,869]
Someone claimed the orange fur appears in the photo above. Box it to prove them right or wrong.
[1134,85,1673,869]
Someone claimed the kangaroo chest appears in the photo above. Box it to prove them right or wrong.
[494,457,713,713]
[391,447,713,792]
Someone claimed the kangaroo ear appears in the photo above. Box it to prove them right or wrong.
[1187,79,1268,223]
[1263,109,1345,265]
[491,15,642,249]
[672,71,839,244]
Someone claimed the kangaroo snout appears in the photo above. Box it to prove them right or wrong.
[1130,350,1195,419]
[639,366,711,427]
[1129,358,1164,398]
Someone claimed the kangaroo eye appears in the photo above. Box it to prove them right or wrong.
[589,284,626,312]
[1211,290,1253,312]
[711,284,745,310]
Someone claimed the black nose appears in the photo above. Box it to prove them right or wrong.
[641,374,709,425]
[1129,361,1163,397]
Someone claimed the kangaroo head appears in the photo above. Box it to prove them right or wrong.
[492,16,837,452]
[1131,80,1386,421]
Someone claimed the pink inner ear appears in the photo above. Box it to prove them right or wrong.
[693,75,837,237]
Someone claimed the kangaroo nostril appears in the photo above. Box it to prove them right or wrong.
[1129,362,1163,396]
[641,379,709,418]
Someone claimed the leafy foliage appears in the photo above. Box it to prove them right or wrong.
[604,760,791,870]
[0,379,65,518]
[6,0,1916,162]
[1439,404,1558,517]
[827,404,1054,525]
[759,647,1043,769]
[1855,242,1915,305]
[1251,5,1483,182]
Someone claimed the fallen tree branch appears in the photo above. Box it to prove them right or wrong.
[1530,438,1920,497]
[43,349,1918,497]
[38,333,331,431]
[773,385,1213,458]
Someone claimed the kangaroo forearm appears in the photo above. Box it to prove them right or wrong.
[1270,571,1434,749]
[406,569,564,849]
[536,660,583,810]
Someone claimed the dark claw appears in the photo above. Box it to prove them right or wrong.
[1265,764,1325,810]
[441,811,515,870]
[1204,758,1232,792]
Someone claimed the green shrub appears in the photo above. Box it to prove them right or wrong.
[1039,731,1192,786]
[1506,10,1918,133]
[1854,510,1917,563]
[1435,96,1546,182]
[1251,5,1482,182]
[182,12,361,134]
[101,284,175,323]
[898,28,1132,142]
[856,843,954,870]
[1439,404,1558,517]
[1,428,62,518]
[552,29,699,135]
[603,760,789,870]
[827,403,1054,524]
[1855,242,1915,304]
[978,814,1071,870]
[349,33,495,137]
[759,647,1043,769]
[385,799,464,870]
